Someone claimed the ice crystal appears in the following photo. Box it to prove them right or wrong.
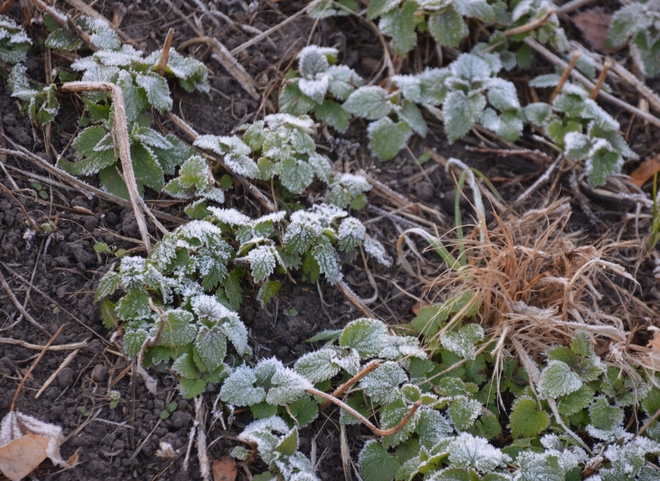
[207,207,251,227]
[337,217,366,252]
[118,256,146,289]
[448,433,510,472]
[363,235,392,267]
[537,360,583,399]
[360,361,408,404]
[240,245,278,282]
[339,318,388,358]
[220,366,266,406]
[191,294,237,324]
[294,349,341,384]
[266,366,313,406]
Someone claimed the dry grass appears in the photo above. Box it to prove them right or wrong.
[408,199,658,376]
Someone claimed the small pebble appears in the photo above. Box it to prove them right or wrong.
[91,364,108,382]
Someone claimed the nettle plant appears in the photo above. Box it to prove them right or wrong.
[606,0,660,78]
[0,14,31,63]
[279,46,363,132]
[525,80,637,186]
[97,205,390,398]
[8,64,60,125]
[193,113,372,207]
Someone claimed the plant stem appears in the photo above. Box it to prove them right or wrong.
[11,323,66,411]
[61,81,153,251]
[307,387,423,437]
[319,361,382,411]
[590,61,611,100]
[157,28,175,76]
[550,51,581,103]
[503,8,555,37]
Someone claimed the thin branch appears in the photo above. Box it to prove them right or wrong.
[503,8,555,37]
[319,361,382,411]
[590,61,611,100]
[0,267,51,336]
[11,323,66,411]
[608,60,660,113]
[550,51,581,102]
[0,337,88,351]
[307,387,423,437]
[61,81,152,251]
[525,38,660,129]
[335,279,377,318]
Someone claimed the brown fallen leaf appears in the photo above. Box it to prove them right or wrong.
[212,456,237,481]
[571,9,614,54]
[0,411,78,481]
[648,327,660,353]
[412,301,431,316]
[629,155,660,188]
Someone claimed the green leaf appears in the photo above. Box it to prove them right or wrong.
[180,378,206,398]
[132,143,164,192]
[312,237,341,283]
[100,299,119,329]
[287,397,319,427]
[431,468,470,481]
[172,352,201,379]
[589,396,623,430]
[455,0,495,21]
[279,80,316,115]
[537,360,583,398]
[448,396,482,430]
[135,72,172,112]
[367,0,402,19]
[115,290,150,320]
[158,309,197,347]
[429,7,469,47]
[251,402,278,419]
[194,326,227,372]
[557,385,594,416]
[359,440,401,481]
[443,91,485,143]
[509,398,549,438]
[280,158,314,194]
[339,318,388,358]
[123,328,148,358]
[586,146,621,187]
[65,126,117,176]
[294,349,340,383]
[222,269,243,311]
[606,3,645,48]
[524,102,553,126]
[360,361,408,404]
[379,1,419,55]
[399,100,427,136]
[441,323,484,360]
[98,165,130,199]
[412,305,449,336]
[96,270,121,300]
[257,280,281,308]
[313,99,351,132]
[367,117,412,161]
[546,119,582,147]
[343,86,392,120]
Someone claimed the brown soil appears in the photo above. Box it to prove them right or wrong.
[0,0,659,480]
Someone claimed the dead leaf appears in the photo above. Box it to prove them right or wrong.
[212,456,237,481]
[629,156,660,187]
[571,9,614,54]
[0,411,78,481]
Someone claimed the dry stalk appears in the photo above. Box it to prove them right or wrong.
[157,28,175,76]
[0,337,88,351]
[307,387,423,437]
[319,361,382,411]
[503,8,555,37]
[60,81,152,251]
[590,61,611,100]
[550,51,581,103]
[34,348,81,399]
[10,323,66,411]
[335,279,377,318]
[607,60,660,113]
[0,267,51,336]
[63,0,141,48]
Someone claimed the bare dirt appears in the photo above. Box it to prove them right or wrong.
[0,0,659,480]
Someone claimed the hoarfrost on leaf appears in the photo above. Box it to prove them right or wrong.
[360,361,409,404]
[448,433,510,472]
[441,323,484,359]
[294,349,341,384]
[240,245,278,282]
[207,207,251,227]
[537,360,583,398]
[343,86,392,120]
[337,217,366,252]
[339,318,388,358]
[219,366,266,406]
[363,235,392,266]
[191,294,236,324]
[266,365,313,406]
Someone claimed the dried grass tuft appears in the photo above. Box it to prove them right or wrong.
[415,199,658,376]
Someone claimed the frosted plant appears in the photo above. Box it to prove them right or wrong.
[233,416,320,481]
[506,0,569,52]
[0,14,31,64]
[9,64,60,126]
[440,323,484,359]
[163,154,225,205]
[279,45,363,131]
[447,433,511,472]
[607,0,660,78]
[326,173,372,210]
[525,80,637,186]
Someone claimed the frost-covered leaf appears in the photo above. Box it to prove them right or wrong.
[284,211,323,254]
[194,325,227,372]
[447,433,510,471]
[606,3,646,48]
[135,72,172,112]
[220,313,248,356]
[313,99,351,132]
[298,46,333,79]
[448,396,482,430]
[95,270,121,300]
[509,398,549,438]
[123,327,148,357]
[116,290,151,321]
[326,65,362,100]
[589,396,624,431]
[487,78,520,111]
[368,0,403,19]
[343,86,392,120]
[557,385,594,416]
[132,143,164,192]
[298,77,329,104]
[399,101,427,136]
[145,48,209,93]
[360,361,408,404]
[279,80,317,115]
[537,360,583,398]
[429,8,469,48]
[441,323,484,359]
[220,366,266,406]
[367,117,412,161]
[0,15,31,64]
[379,1,419,55]
[312,237,341,283]
[564,132,591,161]
[63,126,117,176]
[358,440,401,481]
[339,318,388,358]
[514,451,564,481]
[266,365,312,406]
[363,236,392,266]
[242,245,278,282]
[280,158,314,194]
[77,15,121,50]
[8,64,37,101]
[158,309,197,347]
[586,141,622,186]
[455,0,495,22]
[337,217,366,251]
[416,409,453,448]
[294,349,341,384]
[443,91,486,143]
[524,102,553,125]
[307,153,333,184]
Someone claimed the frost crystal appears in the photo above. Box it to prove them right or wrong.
[337,217,366,251]
[207,207,251,226]
[191,294,236,323]
[363,235,392,267]
[360,361,408,404]
[118,256,146,289]
[448,433,510,472]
